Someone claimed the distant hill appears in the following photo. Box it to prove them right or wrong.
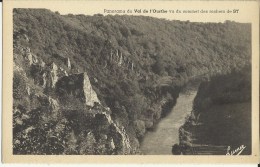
[178,66,251,155]
[13,8,251,154]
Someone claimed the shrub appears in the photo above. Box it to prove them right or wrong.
[152,57,165,75]
[133,120,146,138]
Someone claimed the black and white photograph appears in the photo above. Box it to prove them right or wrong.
[3,0,259,163]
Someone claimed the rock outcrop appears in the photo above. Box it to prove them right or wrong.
[56,73,100,107]
[14,44,70,90]
[66,58,71,69]
[49,62,58,88]
[103,111,132,154]
[109,49,135,71]
[48,97,59,112]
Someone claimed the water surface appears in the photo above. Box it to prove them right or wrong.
[140,91,197,155]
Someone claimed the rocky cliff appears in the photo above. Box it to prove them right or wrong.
[13,44,133,154]
[56,73,100,107]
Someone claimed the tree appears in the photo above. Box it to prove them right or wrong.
[152,57,165,75]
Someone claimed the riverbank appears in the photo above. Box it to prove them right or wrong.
[140,90,197,155]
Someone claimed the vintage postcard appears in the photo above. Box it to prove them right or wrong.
[2,0,259,163]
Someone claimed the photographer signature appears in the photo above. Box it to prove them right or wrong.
[226,145,246,155]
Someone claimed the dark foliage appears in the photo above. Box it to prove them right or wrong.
[180,66,251,155]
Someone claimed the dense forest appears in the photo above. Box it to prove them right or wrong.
[13,9,251,154]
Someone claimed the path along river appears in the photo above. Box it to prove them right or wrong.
[140,90,197,155]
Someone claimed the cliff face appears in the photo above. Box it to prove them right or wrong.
[13,44,133,155]
[13,9,251,154]
[56,73,100,107]
[177,67,251,155]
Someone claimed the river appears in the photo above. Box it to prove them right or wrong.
[140,90,197,155]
